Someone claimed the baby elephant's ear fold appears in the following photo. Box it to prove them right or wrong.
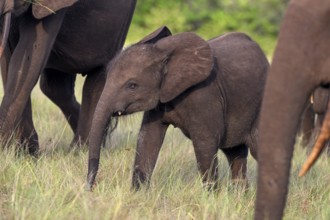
[156,32,213,103]
[32,0,78,19]
[138,26,172,44]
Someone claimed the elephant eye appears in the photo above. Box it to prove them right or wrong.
[127,82,138,90]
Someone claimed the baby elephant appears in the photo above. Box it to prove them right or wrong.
[87,26,268,190]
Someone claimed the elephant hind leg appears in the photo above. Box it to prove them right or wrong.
[300,102,315,147]
[40,69,80,133]
[221,144,248,187]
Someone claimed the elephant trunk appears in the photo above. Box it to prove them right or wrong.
[86,89,114,191]
[255,63,313,220]
[0,12,11,58]
[255,2,319,219]
[299,101,330,176]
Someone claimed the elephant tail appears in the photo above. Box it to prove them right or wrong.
[299,101,330,177]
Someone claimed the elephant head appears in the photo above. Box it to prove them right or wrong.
[254,0,330,219]
[0,0,78,57]
[86,26,213,190]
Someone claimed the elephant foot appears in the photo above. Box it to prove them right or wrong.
[132,169,150,191]
[19,136,40,157]
[26,142,39,157]
[85,182,93,192]
[0,131,39,157]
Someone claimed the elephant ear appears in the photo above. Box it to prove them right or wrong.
[137,26,172,44]
[32,0,78,19]
[155,32,213,103]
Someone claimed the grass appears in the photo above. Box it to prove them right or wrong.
[0,80,330,220]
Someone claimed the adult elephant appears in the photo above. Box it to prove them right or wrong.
[0,0,136,154]
[254,0,330,219]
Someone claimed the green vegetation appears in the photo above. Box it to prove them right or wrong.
[127,0,288,55]
[1,1,329,219]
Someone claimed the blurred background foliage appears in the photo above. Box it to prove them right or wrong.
[127,0,289,55]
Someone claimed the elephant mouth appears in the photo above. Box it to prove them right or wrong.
[112,111,126,117]
[112,102,136,117]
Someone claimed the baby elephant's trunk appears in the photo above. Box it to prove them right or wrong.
[86,95,114,190]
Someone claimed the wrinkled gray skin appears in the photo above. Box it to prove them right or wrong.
[87,26,269,190]
[0,0,136,154]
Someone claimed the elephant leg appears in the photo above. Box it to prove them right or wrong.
[72,68,106,147]
[300,102,315,147]
[40,69,80,133]
[1,43,39,154]
[221,144,248,187]
[192,138,219,190]
[131,110,168,190]
[0,45,11,89]
[316,114,325,128]
[0,12,66,141]
[313,86,329,115]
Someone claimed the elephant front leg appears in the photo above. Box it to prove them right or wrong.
[192,138,219,190]
[1,46,39,154]
[0,12,66,143]
[132,110,168,190]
